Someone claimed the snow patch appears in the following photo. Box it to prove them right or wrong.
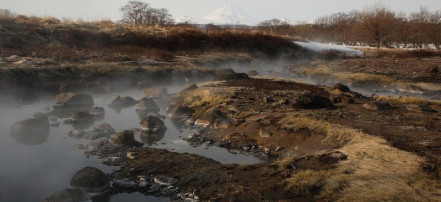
[294,41,364,56]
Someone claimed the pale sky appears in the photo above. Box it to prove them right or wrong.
[1,0,440,22]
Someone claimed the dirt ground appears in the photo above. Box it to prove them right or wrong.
[156,76,441,200]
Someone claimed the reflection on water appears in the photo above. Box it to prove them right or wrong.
[0,86,261,202]
[9,115,49,145]
[140,130,166,146]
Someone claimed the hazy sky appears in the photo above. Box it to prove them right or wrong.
[1,0,440,22]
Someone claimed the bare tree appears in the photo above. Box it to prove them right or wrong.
[0,9,15,17]
[120,1,173,27]
[258,19,291,35]
[156,8,173,26]
[120,1,149,26]
[359,4,396,48]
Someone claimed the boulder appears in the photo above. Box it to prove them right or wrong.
[70,111,95,123]
[9,114,49,145]
[292,93,335,109]
[140,116,166,133]
[54,92,94,109]
[88,123,115,140]
[44,188,90,202]
[70,167,109,190]
[109,96,137,108]
[332,83,351,92]
[140,130,165,146]
[213,118,234,129]
[114,130,143,147]
[68,130,86,139]
[168,105,195,119]
[195,109,227,127]
[89,107,104,118]
[363,101,392,111]
[136,97,160,118]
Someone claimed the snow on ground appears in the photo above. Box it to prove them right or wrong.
[294,41,364,56]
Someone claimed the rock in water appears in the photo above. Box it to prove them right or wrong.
[168,106,195,120]
[70,167,109,191]
[114,130,143,147]
[54,92,94,109]
[71,111,95,123]
[136,97,160,118]
[88,123,115,140]
[140,130,165,146]
[44,188,90,202]
[89,107,105,118]
[109,96,137,108]
[140,116,166,133]
[9,113,49,145]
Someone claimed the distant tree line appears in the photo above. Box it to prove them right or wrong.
[258,4,441,49]
[120,1,174,26]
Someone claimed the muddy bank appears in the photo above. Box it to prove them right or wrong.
[151,78,441,200]
[89,143,345,201]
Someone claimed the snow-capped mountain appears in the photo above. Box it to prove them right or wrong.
[202,5,257,25]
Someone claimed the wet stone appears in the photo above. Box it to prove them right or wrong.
[9,115,49,145]
[109,96,137,108]
[89,107,105,118]
[70,167,109,190]
[44,188,90,202]
[114,130,143,147]
[54,92,94,109]
[71,111,95,122]
[140,116,166,133]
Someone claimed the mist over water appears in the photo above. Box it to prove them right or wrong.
[0,83,260,202]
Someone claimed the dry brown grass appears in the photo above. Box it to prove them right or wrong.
[375,95,441,106]
[277,115,441,201]
[287,170,334,196]
[279,115,353,147]
[176,83,234,114]
[302,65,395,86]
